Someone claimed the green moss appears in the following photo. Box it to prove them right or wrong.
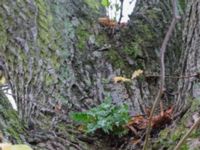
[146,9,161,20]
[36,0,55,48]
[0,16,8,50]
[190,129,200,138]
[178,0,186,12]
[84,0,100,11]
[171,126,186,141]
[106,49,126,69]
[35,0,61,62]
[57,122,67,132]
[180,144,189,150]
[96,33,108,46]
[5,110,24,143]
[76,25,90,50]
[124,41,142,58]
[0,91,24,143]
[154,98,200,149]
[123,22,156,60]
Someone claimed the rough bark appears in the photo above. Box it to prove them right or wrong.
[0,90,24,144]
[0,0,195,149]
[0,0,184,119]
[176,0,200,112]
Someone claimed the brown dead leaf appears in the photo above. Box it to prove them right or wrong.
[98,17,116,28]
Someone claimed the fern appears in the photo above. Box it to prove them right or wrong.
[70,97,130,136]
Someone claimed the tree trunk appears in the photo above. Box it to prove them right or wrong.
[175,0,200,112]
[1,0,199,149]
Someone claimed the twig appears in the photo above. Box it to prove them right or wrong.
[118,0,124,24]
[142,1,180,149]
[144,74,198,79]
[173,117,200,150]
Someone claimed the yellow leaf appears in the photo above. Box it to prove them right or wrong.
[0,76,6,85]
[113,76,131,83]
[131,69,143,79]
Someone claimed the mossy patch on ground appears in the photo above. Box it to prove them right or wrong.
[153,98,200,150]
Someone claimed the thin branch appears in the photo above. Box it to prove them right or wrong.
[174,117,200,150]
[144,74,198,79]
[142,0,180,149]
[118,0,124,24]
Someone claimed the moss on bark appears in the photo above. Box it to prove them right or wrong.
[0,91,24,143]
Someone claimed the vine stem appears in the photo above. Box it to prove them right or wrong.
[142,0,180,149]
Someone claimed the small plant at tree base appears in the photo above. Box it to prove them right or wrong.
[70,97,130,136]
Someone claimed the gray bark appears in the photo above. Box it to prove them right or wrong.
[1,0,198,149]
[176,0,200,112]
[0,90,24,143]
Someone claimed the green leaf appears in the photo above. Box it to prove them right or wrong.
[70,96,130,136]
[70,112,95,124]
[101,0,110,7]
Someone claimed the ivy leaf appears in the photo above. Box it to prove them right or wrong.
[101,0,110,7]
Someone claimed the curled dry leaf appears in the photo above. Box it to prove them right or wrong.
[98,17,127,28]
[151,106,173,129]
[127,115,148,130]
[127,106,173,134]
[98,17,117,28]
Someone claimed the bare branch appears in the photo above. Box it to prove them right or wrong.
[145,74,198,79]
[142,0,180,149]
[118,0,124,24]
